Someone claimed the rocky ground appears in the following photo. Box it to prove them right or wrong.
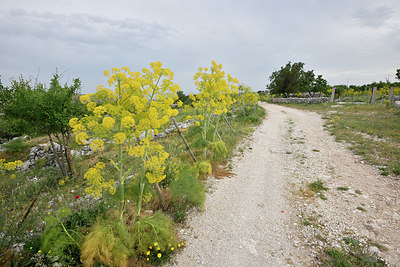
[170,103,400,266]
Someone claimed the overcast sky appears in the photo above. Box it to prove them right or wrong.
[1,0,399,94]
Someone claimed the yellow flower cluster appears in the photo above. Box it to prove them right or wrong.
[191,60,239,124]
[69,62,181,197]
[84,162,115,199]
[0,159,24,172]
[141,142,169,184]
[237,84,259,109]
[90,139,104,152]
[113,132,127,144]
[102,117,115,130]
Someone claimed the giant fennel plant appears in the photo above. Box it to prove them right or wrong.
[70,62,180,220]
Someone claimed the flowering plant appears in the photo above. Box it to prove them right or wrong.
[70,62,180,219]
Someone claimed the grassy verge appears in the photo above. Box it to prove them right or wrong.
[282,103,400,176]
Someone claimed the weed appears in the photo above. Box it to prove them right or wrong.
[356,206,366,212]
[312,149,320,152]
[393,165,400,175]
[307,180,328,199]
[308,180,328,200]
[337,187,349,191]
[355,189,362,195]
[324,236,386,266]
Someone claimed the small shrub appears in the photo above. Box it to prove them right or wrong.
[34,158,48,169]
[211,140,228,158]
[132,212,178,256]
[308,180,328,192]
[40,208,81,266]
[81,213,132,267]
[170,165,206,209]
[2,138,29,152]
[197,161,212,175]
[324,237,386,267]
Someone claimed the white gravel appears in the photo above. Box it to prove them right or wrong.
[170,103,400,266]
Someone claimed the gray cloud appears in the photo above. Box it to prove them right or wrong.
[1,1,400,94]
[354,6,393,27]
[0,8,172,47]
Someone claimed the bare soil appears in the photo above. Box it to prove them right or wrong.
[171,103,400,266]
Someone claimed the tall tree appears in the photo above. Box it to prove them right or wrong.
[396,69,400,80]
[267,62,304,97]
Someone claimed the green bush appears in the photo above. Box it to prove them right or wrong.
[34,158,48,169]
[81,211,132,267]
[2,138,29,152]
[170,165,205,208]
[132,212,177,259]
[197,161,212,175]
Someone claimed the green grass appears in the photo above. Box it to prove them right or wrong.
[324,237,386,266]
[337,187,349,191]
[308,180,328,200]
[282,103,400,176]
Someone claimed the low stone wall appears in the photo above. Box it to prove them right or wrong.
[271,97,329,104]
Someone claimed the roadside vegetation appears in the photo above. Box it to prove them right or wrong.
[0,61,264,265]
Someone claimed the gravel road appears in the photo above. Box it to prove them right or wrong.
[171,103,400,266]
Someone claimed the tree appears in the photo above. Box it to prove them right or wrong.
[314,75,329,95]
[267,62,304,97]
[396,69,400,80]
[3,74,84,177]
[299,70,315,96]
[176,90,191,106]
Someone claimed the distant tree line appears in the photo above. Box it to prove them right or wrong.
[265,62,400,98]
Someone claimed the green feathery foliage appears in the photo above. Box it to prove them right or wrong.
[197,161,212,175]
[170,165,205,208]
[81,213,132,267]
[40,208,81,265]
[132,212,177,255]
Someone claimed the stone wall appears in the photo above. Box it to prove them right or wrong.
[271,97,329,104]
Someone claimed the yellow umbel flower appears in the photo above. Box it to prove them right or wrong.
[102,117,115,130]
[113,132,127,144]
[90,139,104,152]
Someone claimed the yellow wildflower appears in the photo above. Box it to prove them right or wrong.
[113,132,127,144]
[102,117,115,130]
[121,116,135,128]
[87,102,96,111]
[90,139,104,152]
[75,132,88,145]
[80,94,91,104]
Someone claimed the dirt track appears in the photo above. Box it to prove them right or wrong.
[172,103,400,266]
